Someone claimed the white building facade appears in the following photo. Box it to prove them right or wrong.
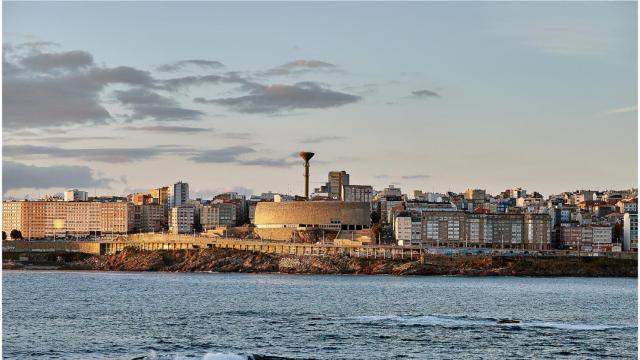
[169,206,194,234]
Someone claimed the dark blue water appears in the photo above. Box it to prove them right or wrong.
[2,272,637,359]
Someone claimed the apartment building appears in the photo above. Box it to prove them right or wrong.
[168,182,189,208]
[201,203,237,230]
[133,204,165,232]
[342,185,373,203]
[623,212,638,252]
[328,171,349,200]
[169,206,194,234]
[419,211,550,249]
[150,186,169,205]
[2,201,134,239]
[64,189,88,202]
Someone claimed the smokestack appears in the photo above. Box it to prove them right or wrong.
[299,151,315,199]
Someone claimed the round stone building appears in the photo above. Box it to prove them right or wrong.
[254,201,371,241]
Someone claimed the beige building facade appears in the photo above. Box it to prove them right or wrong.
[2,201,135,239]
[419,211,550,249]
[254,201,371,240]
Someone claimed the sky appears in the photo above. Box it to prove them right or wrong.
[2,2,638,199]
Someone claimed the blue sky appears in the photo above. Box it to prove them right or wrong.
[2,2,637,199]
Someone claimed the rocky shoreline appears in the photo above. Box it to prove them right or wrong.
[5,248,635,277]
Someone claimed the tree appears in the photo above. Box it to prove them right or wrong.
[10,229,22,240]
[370,211,381,224]
[613,223,622,242]
[370,224,381,244]
[2,231,6,240]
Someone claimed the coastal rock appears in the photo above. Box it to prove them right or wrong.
[51,247,637,277]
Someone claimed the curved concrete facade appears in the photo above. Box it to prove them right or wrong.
[254,201,371,240]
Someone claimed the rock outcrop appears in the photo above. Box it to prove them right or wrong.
[57,248,638,277]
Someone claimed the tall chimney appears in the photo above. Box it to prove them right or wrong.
[299,152,315,199]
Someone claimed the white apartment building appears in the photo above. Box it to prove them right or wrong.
[342,185,373,203]
[591,226,613,244]
[394,216,412,246]
[168,182,189,208]
[623,212,638,252]
[169,206,194,234]
[617,199,638,214]
[64,189,88,202]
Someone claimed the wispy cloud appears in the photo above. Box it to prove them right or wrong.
[301,135,344,144]
[411,89,440,98]
[3,144,192,163]
[218,132,253,140]
[401,175,431,180]
[262,59,342,76]
[156,59,224,72]
[114,88,204,121]
[600,105,638,116]
[188,146,256,163]
[120,125,212,134]
[3,136,118,144]
[189,146,297,167]
[195,81,360,114]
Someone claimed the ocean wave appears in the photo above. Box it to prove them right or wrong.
[349,314,636,331]
[137,352,297,360]
[526,322,634,331]
[205,354,296,360]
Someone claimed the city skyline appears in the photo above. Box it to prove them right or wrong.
[3,2,638,199]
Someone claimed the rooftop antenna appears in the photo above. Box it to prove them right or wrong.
[299,151,315,199]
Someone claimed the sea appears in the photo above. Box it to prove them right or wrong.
[2,271,637,359]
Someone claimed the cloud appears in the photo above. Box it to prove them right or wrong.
[20,50,94,72]
[4,45,156,129]
[120,125,212,133]
[189,146,256,163]
[375,174,391,179]
[4,74,112,129]
[600,105,637,116]
[113,87,205,121]
[3,161,112,194]
[2,43,214,129]
[126,105,204,121]
[411,89,440,98]
[3,136,118,144]
[218,132,253,140]
[301,135,344,144]
[113,88,175,106]
[401,175,431,180]
[157,59,224,72]
[194,81,360,114]
[89,66,155,86]
[188,146,297,167]
[263,59,341,76]
[3,144,190,163]
[342,83,378,96]
[5,128,68,137]
[15,41,60,51]
[238,157,297,167]
[161,73,247,91]
[3,42,361,129]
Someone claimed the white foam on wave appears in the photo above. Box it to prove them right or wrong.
[202,354,249,360]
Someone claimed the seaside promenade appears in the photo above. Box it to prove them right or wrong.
[2,234,636,260]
